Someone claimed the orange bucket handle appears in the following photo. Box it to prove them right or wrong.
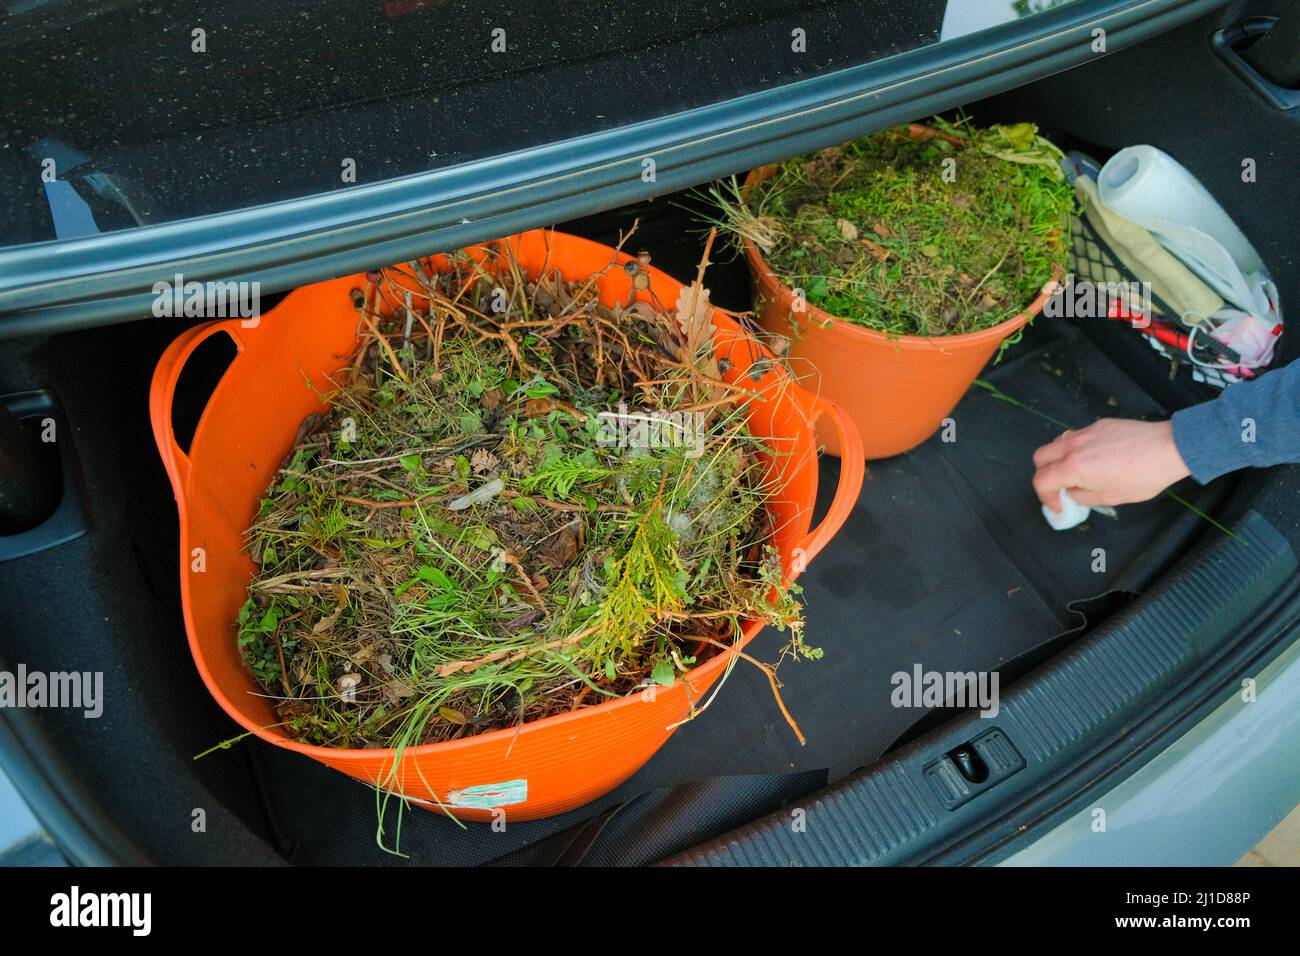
[148,318,245,491]
[794,397,864,572]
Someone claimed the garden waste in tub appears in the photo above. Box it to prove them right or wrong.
[713,118,1074,337]
[234,232,823,761]
[700,118,1075,461]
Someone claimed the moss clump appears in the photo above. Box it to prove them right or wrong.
[719,119,1075,337]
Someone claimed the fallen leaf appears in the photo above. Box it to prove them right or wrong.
[860,238,891,261]
[523,398,586,421]
[385,678,414,700]
[536,519,581,569]
[674,282,714,355]
[439,706,468,725]
[499,607,545,634]
[470,448,499,475]
[291,411,325,449]
[311,606,342,635]
[395,584,423,604]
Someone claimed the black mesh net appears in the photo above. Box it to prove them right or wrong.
[1069,209,1235,390]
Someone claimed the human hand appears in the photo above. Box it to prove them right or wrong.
[1032,418,1191,513]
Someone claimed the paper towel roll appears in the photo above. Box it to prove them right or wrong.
[1098,146,1266,311]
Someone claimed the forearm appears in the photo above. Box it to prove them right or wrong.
[1171,359,1300,483]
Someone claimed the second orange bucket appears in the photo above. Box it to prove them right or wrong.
[743,126,1062,460]
[150,230,863,823]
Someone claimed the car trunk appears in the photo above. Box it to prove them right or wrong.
[1,5,1296,865]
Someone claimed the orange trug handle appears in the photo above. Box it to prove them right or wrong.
[795,397,864,572]
[148,319,244,492]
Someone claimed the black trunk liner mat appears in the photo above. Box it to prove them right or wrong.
[245,316,1224,865]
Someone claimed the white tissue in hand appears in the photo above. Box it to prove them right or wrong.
[1043,489,1091,531]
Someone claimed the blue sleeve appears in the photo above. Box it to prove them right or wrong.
[1171,359,1300,484]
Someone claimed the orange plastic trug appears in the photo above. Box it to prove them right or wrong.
[150,230,863,823]
[744,125,1061,460]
